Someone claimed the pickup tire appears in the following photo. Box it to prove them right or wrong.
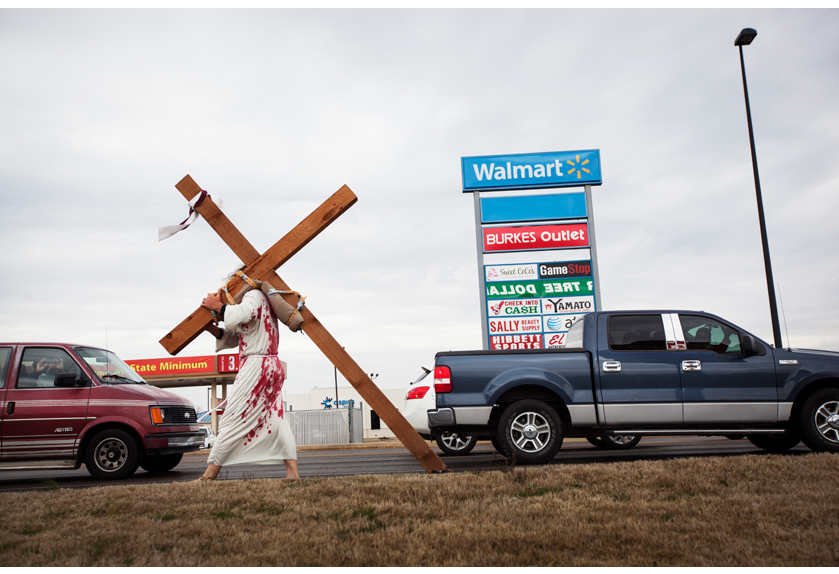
[497,400,563,465]
[435,432,477,456]
[490,435,503,455]
[85,429,141,480]
[799,388,839,453]
[587,435,641,450]
[747,433,801,452]
[140,453,184,473]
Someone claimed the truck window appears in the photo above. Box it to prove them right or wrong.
[679,315,741,355]
[0,347,11,389]
[563,319,585,348]
[17,347,82,389]
[608,315,667,351]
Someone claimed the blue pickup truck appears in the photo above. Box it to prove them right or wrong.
[427,310,839,463]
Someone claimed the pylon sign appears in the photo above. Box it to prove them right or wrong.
[462,150,603,350]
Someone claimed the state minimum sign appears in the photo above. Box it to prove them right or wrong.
[462,150,602,192]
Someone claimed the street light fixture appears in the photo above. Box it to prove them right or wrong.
[735,27,784,349]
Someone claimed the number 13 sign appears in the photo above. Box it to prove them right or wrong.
[218,354,240,373]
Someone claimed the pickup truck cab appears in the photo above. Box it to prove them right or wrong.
[428,311,839,463]
[0,343,203,479]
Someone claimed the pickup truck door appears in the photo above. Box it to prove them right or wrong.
[596,314,683,425]
[674,314,778,423]
[2,347,91,462]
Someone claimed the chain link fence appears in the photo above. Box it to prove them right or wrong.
[286,406,363,446]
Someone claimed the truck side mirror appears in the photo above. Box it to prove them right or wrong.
[742,334,764,357]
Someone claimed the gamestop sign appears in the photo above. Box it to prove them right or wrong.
[483,223,589,253]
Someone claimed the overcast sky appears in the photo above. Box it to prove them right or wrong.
[1,9,837,410]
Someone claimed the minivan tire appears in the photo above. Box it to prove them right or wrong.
[85,429,141,480]
[497,400,563,465]
[141,453,184,473]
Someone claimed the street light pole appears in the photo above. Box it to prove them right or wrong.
[735,27,784,349]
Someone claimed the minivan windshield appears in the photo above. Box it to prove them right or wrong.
[73,347,147,385]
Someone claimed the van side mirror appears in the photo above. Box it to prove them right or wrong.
[742,334,764,357]
[54,374,77,387]
[54,374,89,387]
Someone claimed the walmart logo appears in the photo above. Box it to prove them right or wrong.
[566,155,591,180]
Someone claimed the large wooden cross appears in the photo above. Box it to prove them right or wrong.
[160,175,447,474]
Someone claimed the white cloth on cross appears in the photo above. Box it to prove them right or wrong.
[158,191,224,241]
[207,289,297,466]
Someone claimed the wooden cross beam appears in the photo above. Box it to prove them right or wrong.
[160,175,447,474]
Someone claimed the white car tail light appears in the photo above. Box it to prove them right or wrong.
[406,386,430,400]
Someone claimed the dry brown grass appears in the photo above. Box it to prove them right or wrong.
[0,453,837,566]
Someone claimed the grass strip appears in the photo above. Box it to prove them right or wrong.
[0,453,837,566]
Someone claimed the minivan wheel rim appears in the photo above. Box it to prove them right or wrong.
[815,400,839,443]
[442,432,470,451]
[510,412,551,453]
[95,438,128,472]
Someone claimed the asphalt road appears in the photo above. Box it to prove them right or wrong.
[0,436,814,493]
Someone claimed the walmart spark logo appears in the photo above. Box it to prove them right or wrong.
[566,155,591,180]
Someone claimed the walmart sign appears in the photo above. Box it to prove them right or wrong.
[462,149,602,192]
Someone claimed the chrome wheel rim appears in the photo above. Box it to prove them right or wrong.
[441,432,472,451]
[510,411,551,453]
[815,400,839,444]
[94,438,128,472]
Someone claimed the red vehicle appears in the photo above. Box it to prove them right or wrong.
[0,343,203,480]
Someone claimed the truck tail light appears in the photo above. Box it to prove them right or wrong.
[150,407,164,425]
[434,366,452,393]
[406,386,430,400]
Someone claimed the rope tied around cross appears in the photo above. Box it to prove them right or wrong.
[212,269,306,332]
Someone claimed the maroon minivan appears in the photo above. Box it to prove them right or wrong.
[0,343,203,480]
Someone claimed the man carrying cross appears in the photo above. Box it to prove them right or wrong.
[161,175,447,475]
[195,285,299,481]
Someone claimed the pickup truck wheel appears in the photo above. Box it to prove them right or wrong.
[140,453,184,472]
[747,433,801,452]
[799,388,839,453]
[435,432,478,456]
[497,400,562,465]
[85,429,140,480]
[601,434,641,450]
[490,435,504,455]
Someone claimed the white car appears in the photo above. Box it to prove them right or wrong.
[403,367,477,456]
[198,427,216,449]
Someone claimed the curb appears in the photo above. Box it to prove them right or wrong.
[185,439,411,456]
[185,437,590,457]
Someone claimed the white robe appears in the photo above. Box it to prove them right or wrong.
[207,289,297,466]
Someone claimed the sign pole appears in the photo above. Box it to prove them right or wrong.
[473,190,489,350]
[584,184,603,311]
